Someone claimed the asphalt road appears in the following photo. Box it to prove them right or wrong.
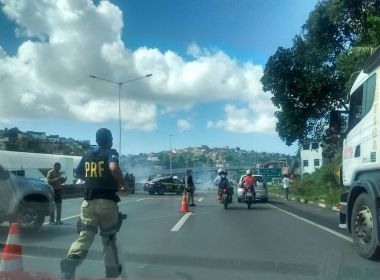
[0,191,379,280]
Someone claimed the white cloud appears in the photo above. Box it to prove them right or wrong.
[0,0,276,134]
[20,92,37,106]
[208,104,276,134]
[177,119,191,132]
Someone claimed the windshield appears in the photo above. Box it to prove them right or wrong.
[0,1,379,280]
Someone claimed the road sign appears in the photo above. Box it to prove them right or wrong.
[257,168,282,182]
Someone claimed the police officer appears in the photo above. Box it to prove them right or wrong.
[185,169,196,206]
[61,128,126,279]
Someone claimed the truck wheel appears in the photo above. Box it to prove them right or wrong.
[149,190,155,195]
[351,193,380,259]
[16,202,45,232]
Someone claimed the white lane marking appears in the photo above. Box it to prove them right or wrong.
[170,212,192,232]
[197,197,204,202]
[64,197,83,202]
[133,213,183,221]
[136,198,150,202]
[43,214,80,225]
[61,214,80,221]
[267,203,353,243]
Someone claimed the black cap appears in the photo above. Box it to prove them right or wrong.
[96,128,113,148]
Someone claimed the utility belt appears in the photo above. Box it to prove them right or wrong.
[84,189,120,203]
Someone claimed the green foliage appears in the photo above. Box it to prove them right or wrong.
[290,161,343,205]
[154,148,294,170]
[261,0,380,147]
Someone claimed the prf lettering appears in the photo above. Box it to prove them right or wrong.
[85,161,104,177]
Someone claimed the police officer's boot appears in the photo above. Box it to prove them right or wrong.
[105,264,123,278]
[60,255,80,280]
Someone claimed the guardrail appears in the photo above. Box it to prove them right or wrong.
[62,183,146,199]
[62,184,84,199]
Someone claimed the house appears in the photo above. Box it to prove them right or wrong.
[0,137,8,150]
[47,135,59,143]
[300,142,323,176]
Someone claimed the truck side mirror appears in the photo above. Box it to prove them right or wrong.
[329,110,349,135]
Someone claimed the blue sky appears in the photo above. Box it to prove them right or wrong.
[0,0,318,155]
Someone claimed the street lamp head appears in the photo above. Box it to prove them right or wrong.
[146,74,153,77]
[89,75,97,79]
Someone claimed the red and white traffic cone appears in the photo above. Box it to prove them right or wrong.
[179,191,189,212]
[0,223,23,272]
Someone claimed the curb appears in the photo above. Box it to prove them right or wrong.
[269,192,340,213]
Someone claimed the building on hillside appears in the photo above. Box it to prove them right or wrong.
[278,158,288,168]
[0,137,9,150]
[300,142,323,176]
[27,131,47,140]
[47,135,60,143]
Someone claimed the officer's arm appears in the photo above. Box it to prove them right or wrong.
[75,157,85,180]
[184,175,188,187]
[108,150,125,191]
[109,163,124,191]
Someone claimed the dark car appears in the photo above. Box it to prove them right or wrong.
[0,164,55,232]
[144,176,184,195]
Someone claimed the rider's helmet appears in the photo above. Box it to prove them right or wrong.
[218,168,226,175]
[246,169,252,176]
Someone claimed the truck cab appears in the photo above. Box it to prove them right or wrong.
[331,48,380,259]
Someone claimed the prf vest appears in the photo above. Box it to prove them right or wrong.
[83,149,118,195]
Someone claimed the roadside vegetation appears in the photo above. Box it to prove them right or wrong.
[270,158,343,206]
[264,0,379,206]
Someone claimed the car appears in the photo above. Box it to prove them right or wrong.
[0,164,55,232]
[144,176,184,195]
[237,175,268,203]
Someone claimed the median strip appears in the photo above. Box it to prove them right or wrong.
[170,212,192,232]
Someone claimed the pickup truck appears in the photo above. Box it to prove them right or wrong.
[0,164,55,232]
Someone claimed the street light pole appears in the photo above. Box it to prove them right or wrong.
[89,74,152,155]
[118,83,122,154]
[169,134,173,176]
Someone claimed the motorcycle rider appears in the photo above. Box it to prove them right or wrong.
[242,169,256,202]
[214,169,233,201]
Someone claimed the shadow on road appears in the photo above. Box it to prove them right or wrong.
[266,199,287,206]
[222,205,271,211]
[0,223,77,246]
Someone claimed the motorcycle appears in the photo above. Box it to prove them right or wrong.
[244,185,255,209]
[219,187,233,209]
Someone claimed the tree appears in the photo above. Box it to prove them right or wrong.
[261,0,379,146]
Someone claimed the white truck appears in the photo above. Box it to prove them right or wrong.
[330,47,380,259]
